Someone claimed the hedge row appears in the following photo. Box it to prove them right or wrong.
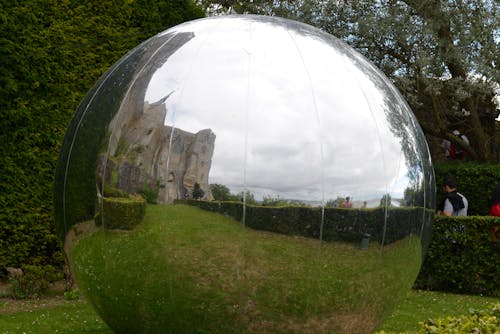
[0,0,204,270]
[178,200,499,297]
[415,215,500,297]
[176,199,433,248]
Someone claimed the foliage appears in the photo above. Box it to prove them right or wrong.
[0,0,203,269]
[192,182,205,199]
[262,195,292,207]
[63,289,80,301]
[97,195,146,230]
[210,183,233,201]
[185,199,500,296]
[178,199,429,245]
[8,265,61,300]
[377,290,500,333]
[418,303,499,334]
[139,184,159,204]
[380,194,393,208]
[433,162,500,216]
[415,216,500,297]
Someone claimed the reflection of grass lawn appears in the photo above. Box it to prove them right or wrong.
[71,204,422,334]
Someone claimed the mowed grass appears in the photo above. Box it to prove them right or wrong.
[1,288,498,333]
[66,204,422,334]
[380,289,500,333]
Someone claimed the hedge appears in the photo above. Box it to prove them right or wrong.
[415,215,500,297]
[176,199,432,248]
[434,162,500,216]
[96,195,146,230]
[178,200,499,297]
[0,0,204,270]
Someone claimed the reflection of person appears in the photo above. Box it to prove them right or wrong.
[341,196,352,208]
[438,177,468,216]
[441,130,470,159]
[489,185,500,217]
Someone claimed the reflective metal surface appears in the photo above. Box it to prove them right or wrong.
[55,15,435,334]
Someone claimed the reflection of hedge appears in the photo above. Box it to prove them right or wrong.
[98,195,146,230]
[415,215,500,297]
[175,200,430,246]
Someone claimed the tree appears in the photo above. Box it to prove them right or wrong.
[197,0,499,162]
[238,190,257,205]
[210,183,232,201]
[192,182,205,199]
[379,193,393,208]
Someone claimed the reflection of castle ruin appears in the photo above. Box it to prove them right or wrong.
[103,99,215,203]
[96,31,215,203]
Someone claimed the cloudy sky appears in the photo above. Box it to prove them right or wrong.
[142,16,426,206]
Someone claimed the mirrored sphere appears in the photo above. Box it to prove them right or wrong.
[55,15,435,334]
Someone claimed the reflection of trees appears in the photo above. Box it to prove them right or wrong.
[379,193,392,207]
[344,47,435,211]
[210,183,232,201]
[192,183,205,199]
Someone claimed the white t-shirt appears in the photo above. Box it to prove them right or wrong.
[443,192,468,216]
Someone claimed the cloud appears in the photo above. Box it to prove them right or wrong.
[142,16,425,204]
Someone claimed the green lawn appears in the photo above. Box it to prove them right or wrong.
[1,289,498,334]
[2,204,498,333]
[67,204,422,333]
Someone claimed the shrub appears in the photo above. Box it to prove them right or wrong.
[177,200,429,246]
[418,303,499,333]
[9,264,61,299]
[415,215,500,296]
[98,195,146,230]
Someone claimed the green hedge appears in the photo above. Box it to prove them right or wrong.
[434,162,500,216]
[179,200,499,297]
[415,215,500,297]
[0,0,203,270]
[96,195,146,230]
[176,200,431,246]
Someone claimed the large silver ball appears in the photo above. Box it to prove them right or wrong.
[55,15,435,334]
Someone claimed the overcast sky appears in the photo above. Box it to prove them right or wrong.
[142,16,426,206]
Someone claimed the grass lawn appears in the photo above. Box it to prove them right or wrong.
[2,204,498,333]
[1,288,498,334]
[67,204,423,333]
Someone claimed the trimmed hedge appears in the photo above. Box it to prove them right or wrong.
[176,200,431,246]
[97,195,146,230]
[415,215,500,297]
[179,200,499,296]
[0,0,204,270]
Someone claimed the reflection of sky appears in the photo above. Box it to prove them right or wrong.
[144,16,425,204]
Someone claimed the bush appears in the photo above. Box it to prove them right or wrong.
[177,200,430,246]
[98,195,146,230]
[181,200,499,296]
[418,303,499,333]
[415,215,500,296]
[9,264,61,299]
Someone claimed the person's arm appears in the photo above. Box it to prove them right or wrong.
[441,198,453,216]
